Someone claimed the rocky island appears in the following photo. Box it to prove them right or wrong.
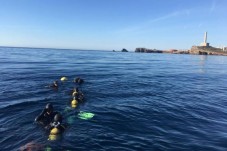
[121,48,128,52]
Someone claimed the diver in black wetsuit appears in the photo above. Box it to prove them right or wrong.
[47,113,67,140]
[48,113,66,133]
[35,103,58,127]
[71,87,78,96]
[74,77,84,85]
[50,81,58,89]
[72,87,84,102]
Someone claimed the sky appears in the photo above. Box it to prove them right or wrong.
[0,0,226,51]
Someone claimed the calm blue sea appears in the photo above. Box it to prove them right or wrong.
[1,47,227,151]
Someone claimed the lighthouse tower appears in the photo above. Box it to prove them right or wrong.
[200,32,210,47]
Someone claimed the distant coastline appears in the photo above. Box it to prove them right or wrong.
[134,32,227,56]
[134,46,227,56]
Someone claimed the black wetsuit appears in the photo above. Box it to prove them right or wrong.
[77,94,84,103]
[74,78,84,84]
[35,109,58,126]
[49,83,58,89]
[72,90,84,99]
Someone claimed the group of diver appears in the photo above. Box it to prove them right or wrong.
[34,77,85,141]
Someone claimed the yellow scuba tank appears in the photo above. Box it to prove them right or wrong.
[48,128,60,141]
[60,77,68,81]
[48,134,58,141]
[71,99,78,108]
[50,127,60,135]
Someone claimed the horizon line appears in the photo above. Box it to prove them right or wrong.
[0,45,116,52]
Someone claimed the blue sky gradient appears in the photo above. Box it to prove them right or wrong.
[0,0,226,51]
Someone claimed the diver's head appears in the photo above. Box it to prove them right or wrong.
[54,114,62,123]
[78,78,83,83]
[45,103,53,114]
[74,77,79,82]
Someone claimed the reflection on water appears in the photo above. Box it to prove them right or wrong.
[199,55,208,73]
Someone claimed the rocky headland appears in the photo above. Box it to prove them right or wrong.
[135,48,189,54]
[190,46,227,56]
[135,46,227,56]
[134,32,227,56]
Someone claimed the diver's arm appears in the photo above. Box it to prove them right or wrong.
[79,91,84,97]
[35,109,46,122]
[45,123,53,131]
[57,124,66,133]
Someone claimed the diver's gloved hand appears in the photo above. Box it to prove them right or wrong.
[45,124,51,130]
[34,117,38,122]
[45,121,60,130]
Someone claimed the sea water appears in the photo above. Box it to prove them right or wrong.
[1,47,227,150]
